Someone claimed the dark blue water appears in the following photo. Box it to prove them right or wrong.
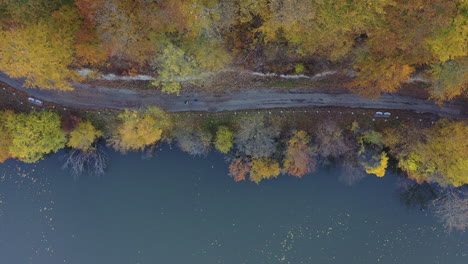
[0,147,466,264]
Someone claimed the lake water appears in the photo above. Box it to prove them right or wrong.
[0,147,466,264]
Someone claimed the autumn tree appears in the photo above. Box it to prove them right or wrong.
[349,56,414,98]
[0,124,12,163]
[249,157,281,183]
[151,42,202,94]
[352,123,388,177]
[0,0,66,24]
[362,152,389,177]
[282,130,316,178]
[314,120,352,162]
[0,5,82,90]
[350,0,460,98]
[186,0,235,71]
[77,0,161,65]
[428,59,468,101]
[68,121,103,152]
[74,0,108,66]
[386,120,468,187]
[61,112,82,134]
[235,115,280,158]
[0,111,14,162]
[110,107,171,153]
[215,126,234,153]
[425,0,468,63]
[5,111,66,163]
[253,0,389,59]
[175,127,212,156]
[228,158,251,182]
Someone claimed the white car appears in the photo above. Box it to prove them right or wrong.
[28,97,43,106]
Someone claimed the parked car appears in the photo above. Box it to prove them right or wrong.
[28,97,43,106]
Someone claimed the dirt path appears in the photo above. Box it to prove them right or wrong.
[1,72,466,118]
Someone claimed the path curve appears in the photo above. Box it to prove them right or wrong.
[0,72,466,119]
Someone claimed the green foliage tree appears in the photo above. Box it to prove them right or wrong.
[68,121,103,152]
[214,126,234,153]
[6,111,66,163]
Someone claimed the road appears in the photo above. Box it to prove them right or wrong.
[0,72,466,118]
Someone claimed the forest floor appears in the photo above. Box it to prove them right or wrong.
[0,71,466,119]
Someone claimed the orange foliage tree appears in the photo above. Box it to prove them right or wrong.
[228,158,251,182]
[282,130,316,178]
[74,0,108,66]
[349,57,414,98]
[350,0,460,98]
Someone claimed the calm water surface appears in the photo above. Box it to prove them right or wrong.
[0,147,466,264]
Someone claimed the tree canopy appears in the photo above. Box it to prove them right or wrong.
[5,111,66,163]
[68,121,103,151]
[282,130,316,177]
[215,126,234,153]
[0,5,81,90]
[110,107,171,153]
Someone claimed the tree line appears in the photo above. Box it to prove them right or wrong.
[0,107,466,188]
[0,0,466,99]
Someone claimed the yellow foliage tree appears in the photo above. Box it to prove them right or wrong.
[5,111,66,163]
[419,120,468,186]
[258,0,389,58]
[428,59,468,102]
[250,158,281,183]
[110,107,171,153]
[214,126,234,153]
[425,0,468,62]
[0,7,81,90]
[0,110,15,163]
[68,121,103,152]
[364,152,389,177]
[151,43,201,94]
[393,120,468,186]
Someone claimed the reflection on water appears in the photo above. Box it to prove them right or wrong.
[0,148,467,264]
